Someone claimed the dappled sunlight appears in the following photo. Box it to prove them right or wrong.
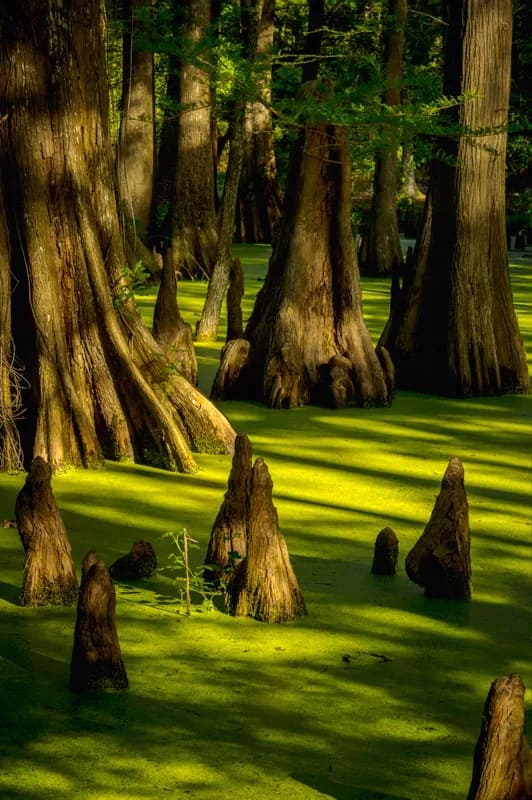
[0,247,530,800]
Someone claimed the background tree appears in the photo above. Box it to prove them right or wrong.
[359,0,407,277]
[0,0,235,473]
[117,0,156,240]
[235,0,283,244]
[164,0,218,279]
[380,0,529,396]
[196,0,265,341]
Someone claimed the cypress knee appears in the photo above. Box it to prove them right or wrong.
[229,458,306,623]
[109,540,157,581]
[15,456,78,606]
[371,527,399,575]
[405,457,471,599]
[468,674,532,800]
[70,550,128,692]
[204,432,251,584]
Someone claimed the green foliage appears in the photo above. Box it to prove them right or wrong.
[113,261,151,310]
[160,528,224,615]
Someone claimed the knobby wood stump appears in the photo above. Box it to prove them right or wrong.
[15,456,78,606]
[70,550,128,692]
[204,432,251,584]
[467,674,532,800]
[405,457,471,599]
[229,458,306,623]
[371,527,399,575]
[109,540,157,580]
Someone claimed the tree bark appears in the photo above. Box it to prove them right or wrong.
[0,0,235,473]
[152,252,198,384]
[235,0,283,244]
[380,0,529,396]
[117,0,156,239]
[70,550,129,692]
[165,0,218,278]
[468,674,532,800]
[229,458,306,623]
[15,457,78,606]
[226,257,244,342]
[359,0,406,277]
[212,100,390,409]
[405,457,471,600]
[196,0,265,341]
[204,432,251,584]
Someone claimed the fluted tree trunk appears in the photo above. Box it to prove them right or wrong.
[212,101,390,409]
[117,0,156,239]
[359,0,406,277]
[380,0,529,396]
[0,0,235,473]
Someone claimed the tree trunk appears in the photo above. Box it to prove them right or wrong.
[400,138,419,201]
[165,0,218,279]
[196,0,265,342]
[380,0,529,396]
[15,457,78,606]
[235,0,283,244]
[117,0,156,239]
[405,457,471,600]
[226,257,244,342]
[229,458,306,622]
[204,432,251,584]
[212,101,390,408]
[70,550,129,692]
[152,252,199,384]
[0,0,235,473]
[153,52,180,246]
[359,0,406,277]
[468,674,532,800]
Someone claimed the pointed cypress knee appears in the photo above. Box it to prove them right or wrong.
[405,457,471,599]
[204,432,251,585]
[371,527,399,575]
[467,674,532,800]
[15,456,78,606]
[229,458,306,623]
[70,550,128,692]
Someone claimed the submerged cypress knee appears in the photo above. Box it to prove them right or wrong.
[467,674,532,800]
[109,540,157,581]
[204,432,251,584]
[70,550,128,692]
[229,458,306,623]
[15,456,78,606]
[406,457,471,599]
[371,527,399,575]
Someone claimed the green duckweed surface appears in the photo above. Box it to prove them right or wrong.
[0,245,530,799]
